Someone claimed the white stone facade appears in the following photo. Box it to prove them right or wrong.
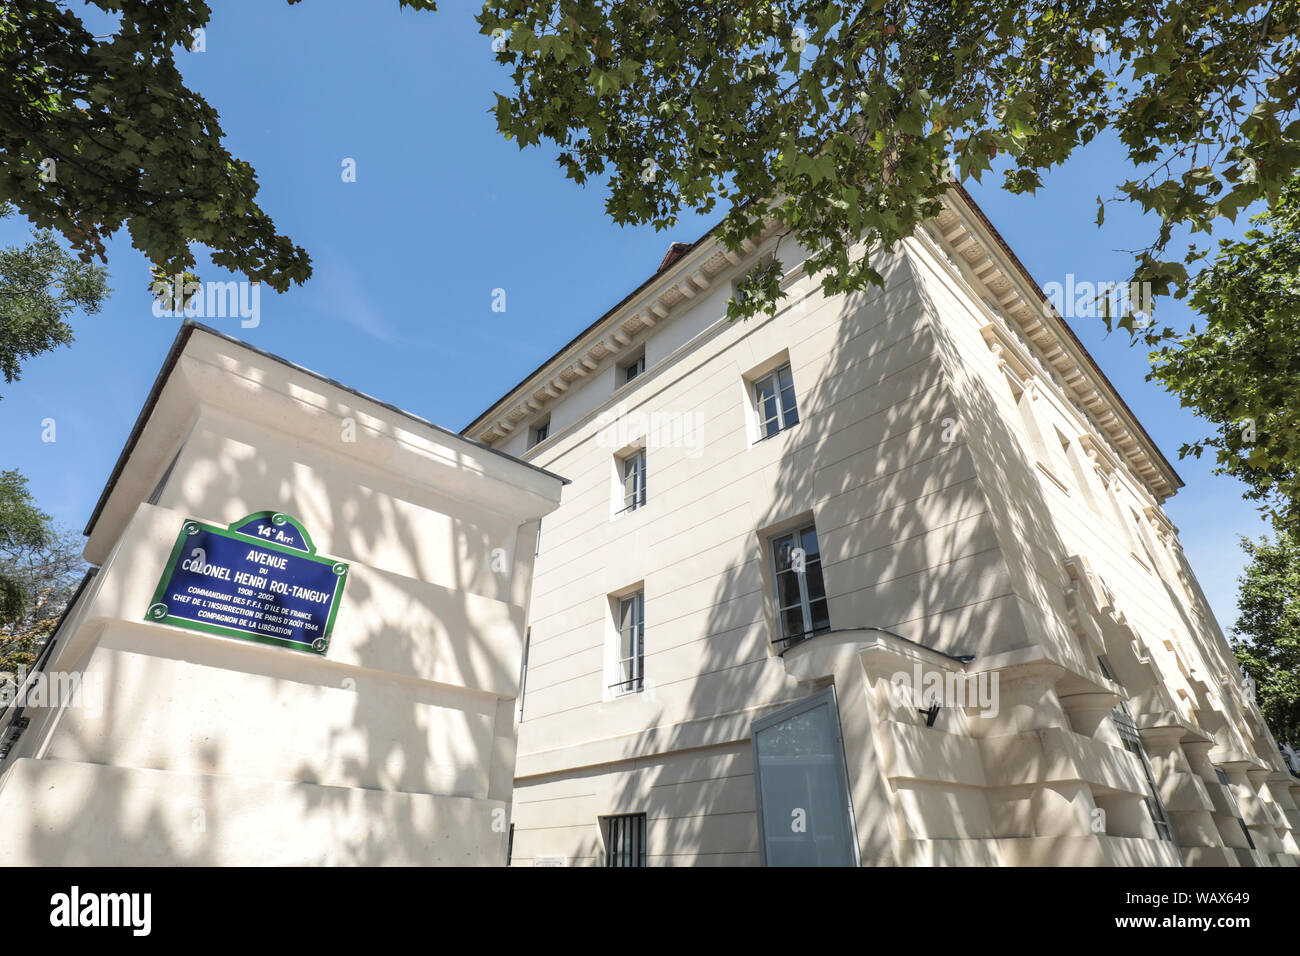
[0,325,564,865]
[465,188,1300,867]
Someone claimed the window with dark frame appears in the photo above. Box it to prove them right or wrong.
[621,353,645,385]
[753,363,799,440]
[1098,655,1176,844]
[518,627,531,721]
[1214,767,1257,850]
[770,524,829,651]
[619,448,647,513]
[602,813,647,867]
[147,447,183,505]
[529,418,550,448]
[612,591,644,695]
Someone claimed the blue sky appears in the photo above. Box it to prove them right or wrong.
[0,0,1271,631]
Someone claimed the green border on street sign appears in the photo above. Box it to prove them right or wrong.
[144,512,348,655]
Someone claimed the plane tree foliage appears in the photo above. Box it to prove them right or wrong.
[1151,175,1300,534]
[0,202,108,393]
[1232,533,1300,748]
[476,0,1299,320]
[0,0,437,292]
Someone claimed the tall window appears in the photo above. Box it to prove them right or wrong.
[771,524,829,651]
[1214,768,1256,850]
[1010,381,1056,476]
[1129,507,1161,571]
[621,353,645,385]
[1099,655,1174,843]
[602,813,647,867]
[147,447,183,505]
[754,363,799,439]
[613,591,644,695]
[619,449,647,513]
[1096,475,1140,560]
[1058,431,1101,513]
[518,628,531,721]
[529,417,550,448]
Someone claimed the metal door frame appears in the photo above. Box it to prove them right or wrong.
[751,684,860,867]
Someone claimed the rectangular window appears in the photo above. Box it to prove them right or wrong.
[602,813,647,867]
[619,449,647,513]
[754,363,799,439]
[518,627,531,722]
[147,447,183,505]
[1099,656,1174,844]
[1112,702,1175,842]
[529,418,550,448]
[612,591,644,695]
[1129,508,1159,571]
[771,524,829,651]
[621,353,645,385]
[506,823,515,866]
[1058,431,1101,513]
[1214,768,1256,850]
[1011,383,1057,478]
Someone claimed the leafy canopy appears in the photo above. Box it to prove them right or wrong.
[1151,175,1300,535]
[0,524,88,675]
[0,203,108,392]
[478,0,1300,320]
[0,1,436,293]
[1232,533,1300,746]
[0,470,50,624]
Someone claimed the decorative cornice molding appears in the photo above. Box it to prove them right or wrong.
[934,192,1181,503]
[465,229,767,446]
[464,190,1183,508]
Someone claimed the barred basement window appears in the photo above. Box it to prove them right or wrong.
[1099,656,1174,843]
[612,591,644,695]
[602,813,647,867]
[1214,768,1256,850]
[771,524,829,651]
[754,363,799,440]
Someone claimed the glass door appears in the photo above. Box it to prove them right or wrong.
[751,686,859,866]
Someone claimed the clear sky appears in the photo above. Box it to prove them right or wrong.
[0,0,1271,632]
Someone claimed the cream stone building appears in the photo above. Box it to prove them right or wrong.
[0,324,564,865]
[464,186,1300,867]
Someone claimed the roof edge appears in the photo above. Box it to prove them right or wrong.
[462,188,1183,499]
[950,183,1184,493]
[460,221,722,437]
[83,321,569,538]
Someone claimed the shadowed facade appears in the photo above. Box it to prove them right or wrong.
[465,188,1300,867]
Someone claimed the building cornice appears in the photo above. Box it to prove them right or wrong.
[461,224,771,444]
[936,186,1182,503]
[84,322,568,563]
[463,188,1183,505]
